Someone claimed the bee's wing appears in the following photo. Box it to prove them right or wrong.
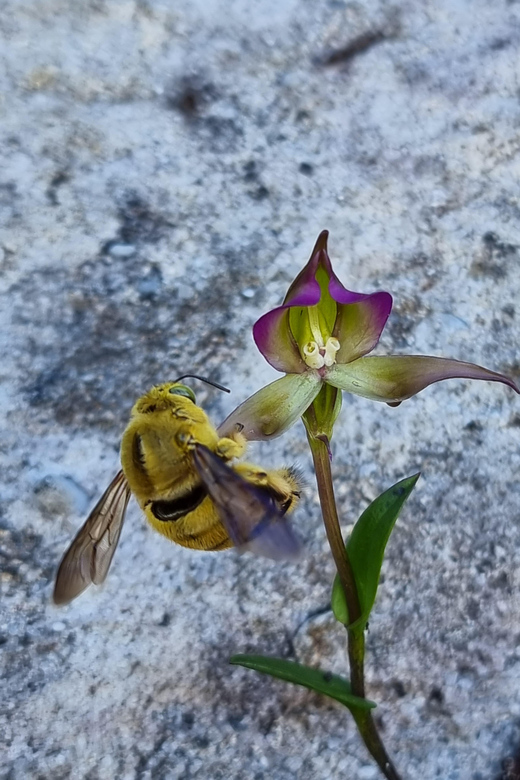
[192,445,303,562]
[53,470,131,605]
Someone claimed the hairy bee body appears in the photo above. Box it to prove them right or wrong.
[142,462,301,553]
[53,381,302,604]
[121,385,300,551]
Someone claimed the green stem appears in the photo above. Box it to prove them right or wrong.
[306,433,362,626]
[307,433,402,780]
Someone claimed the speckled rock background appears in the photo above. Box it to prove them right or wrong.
[1,2,520,779]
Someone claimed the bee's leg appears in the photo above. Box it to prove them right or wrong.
[215,432,247,461]
[175,428,197,453]
[234,463,302,515]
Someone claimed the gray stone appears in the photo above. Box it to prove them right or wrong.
[1,1,520,778]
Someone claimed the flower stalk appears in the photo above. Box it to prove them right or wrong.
[307,428,402,780]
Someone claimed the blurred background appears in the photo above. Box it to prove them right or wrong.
[1,1,520,778]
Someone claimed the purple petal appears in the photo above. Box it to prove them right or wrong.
[319,236,392,359]
[253,233,327,373]
[253,308,307,373]
[325,355,520,403]
[282,230,329,306]
[332,292,393,363]
[217,372,322,441]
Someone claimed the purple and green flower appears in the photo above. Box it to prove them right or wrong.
[220,231,518,442]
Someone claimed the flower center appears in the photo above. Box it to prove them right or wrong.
[302,338,339,368]
[301,306,340,369]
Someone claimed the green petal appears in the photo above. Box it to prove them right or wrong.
[325,355,520,403]
[217,372,322,440]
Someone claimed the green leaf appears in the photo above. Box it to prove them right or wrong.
[230,654,376,712]
[332,473,420,629]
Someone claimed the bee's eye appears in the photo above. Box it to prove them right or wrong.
[168,385,196,403]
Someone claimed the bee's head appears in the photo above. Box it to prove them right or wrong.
[132,382,196,414]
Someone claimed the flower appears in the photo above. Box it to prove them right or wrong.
[219,231,519,441]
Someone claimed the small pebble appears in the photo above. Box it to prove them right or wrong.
[359,766,379,779]
[107,243,137,258]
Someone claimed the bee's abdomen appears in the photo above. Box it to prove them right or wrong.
[151,483,207,522]
[144,493,231,552]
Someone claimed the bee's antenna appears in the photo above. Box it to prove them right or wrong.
[174,374,231,394]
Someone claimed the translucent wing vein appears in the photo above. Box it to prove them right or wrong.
[53,471,131,605]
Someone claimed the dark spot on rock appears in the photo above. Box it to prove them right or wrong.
[470,232,518,279]
[258,710,276,736]
[228,714,247,731]
[243,160,258,182]
[295,109,312,123]
[182,711,194,728]
[0,181,19,222]
[429,686,443,704]
[487,232,516,259]
[249,185,269,201]
[46,171,69,206]
[298,162,313,175]
[317,29,390,66]
[118,192,174,245]
[19,633,32,647]
[490,571,510,591]
[497,748,520,780]
[471,260,506,279]
[464,420,483,432]
[164,76,217,117]
[489,37,511,51]
[392,680,406,697]
[466,598,480,619]
[471,474,486,491]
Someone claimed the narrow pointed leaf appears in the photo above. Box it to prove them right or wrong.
[230,654,376,711]
[332,474,420,629]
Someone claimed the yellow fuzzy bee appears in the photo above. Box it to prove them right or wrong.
[53,376,303,605]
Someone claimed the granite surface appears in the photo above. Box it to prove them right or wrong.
[1,1,520,778]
